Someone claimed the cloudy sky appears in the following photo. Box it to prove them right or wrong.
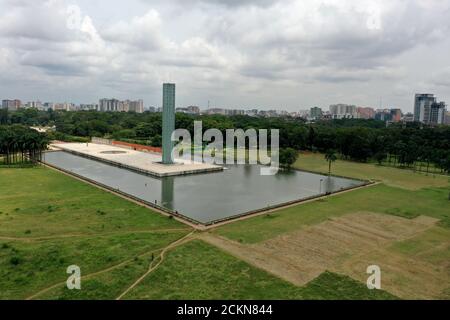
[0,0,449,112]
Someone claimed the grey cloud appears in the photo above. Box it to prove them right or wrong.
[0,0,449,111]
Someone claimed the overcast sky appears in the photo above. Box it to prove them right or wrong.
[0,0,449,112]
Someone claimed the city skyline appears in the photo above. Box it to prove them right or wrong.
[0,92,446,114]
[1,0,450,112]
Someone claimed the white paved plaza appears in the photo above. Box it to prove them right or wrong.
[51,143,223,177]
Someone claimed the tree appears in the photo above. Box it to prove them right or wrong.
[279,148,298,169]
[325,149,338,176]
[374,151,387,165]
[0,125,48,165]
[0,108,8,125]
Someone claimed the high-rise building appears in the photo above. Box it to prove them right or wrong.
[162,83,176,165]
[428,101,446,125]
[375,109,392,122]
[129,99,144,113]
[99,99,120,112]
[329,104,357,119]
[445,112,450,125]
[414,94,446,124]
[310,107,323,120]
[98,99,143,113]
[414,94,435,122]
[25,101,43,110]
[2,99,21,111]
[357,107,375,119]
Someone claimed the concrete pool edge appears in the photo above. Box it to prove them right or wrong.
[40,158,375,230]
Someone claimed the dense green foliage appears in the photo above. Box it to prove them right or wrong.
[0,125,49,165]
[3,109,450,172]
[279,148,298,168]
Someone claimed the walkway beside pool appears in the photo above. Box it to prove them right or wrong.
[50,143,223,177]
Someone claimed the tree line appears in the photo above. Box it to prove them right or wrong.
[0,125,49,165]
[2,108,450,173]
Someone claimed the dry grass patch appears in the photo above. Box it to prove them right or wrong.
[202,212,443,299]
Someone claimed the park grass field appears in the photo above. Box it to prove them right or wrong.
[0,166,398,300]
[214,184,450,243]
[121,240,395,300]
[1,154,449,299]
[211,153,450,299]
[294,152,450,190]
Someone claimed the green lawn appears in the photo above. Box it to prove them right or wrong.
[295,152,450,190]
[0,167,190,300]
[389,226,450,266]
[0,232,186,299]
[0,167,186,237]
[123,240,396,300]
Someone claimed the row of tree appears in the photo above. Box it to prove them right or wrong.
[2,109,450,173]
[0,125,49,165]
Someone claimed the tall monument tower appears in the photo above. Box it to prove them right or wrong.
[162,83,176,164]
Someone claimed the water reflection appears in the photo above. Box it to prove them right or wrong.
[161,177,174,210]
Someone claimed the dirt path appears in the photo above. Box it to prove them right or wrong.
[25,231,193,300]
[116,231,196,300]
[0,228,191,242]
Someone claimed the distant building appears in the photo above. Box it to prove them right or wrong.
[245,109,259,117]
[402,112,414,122]
[375,109,392,122]
[53,103,73,111]
[446,112,450,125]
[297,110,310,119]
[80,104,98,111]
[357,107,375,119]
[99,99,120,112]
[176,106,200,114]
[128,99,144,113]
[414,94,446,125]
[204,108,227,115]
[428,101,446,125]
[2,99,21,111]
[390,108,402,122]
[24,101,43,110]
[187,106,200,114]
[226,109,245,116]
[310,107,323,120]
[373,108,402,122]
[44,102,54,111]
[98,99,144,113]
[329,104,357,119]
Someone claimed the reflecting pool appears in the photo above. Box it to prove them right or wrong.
[43,151,364,224]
